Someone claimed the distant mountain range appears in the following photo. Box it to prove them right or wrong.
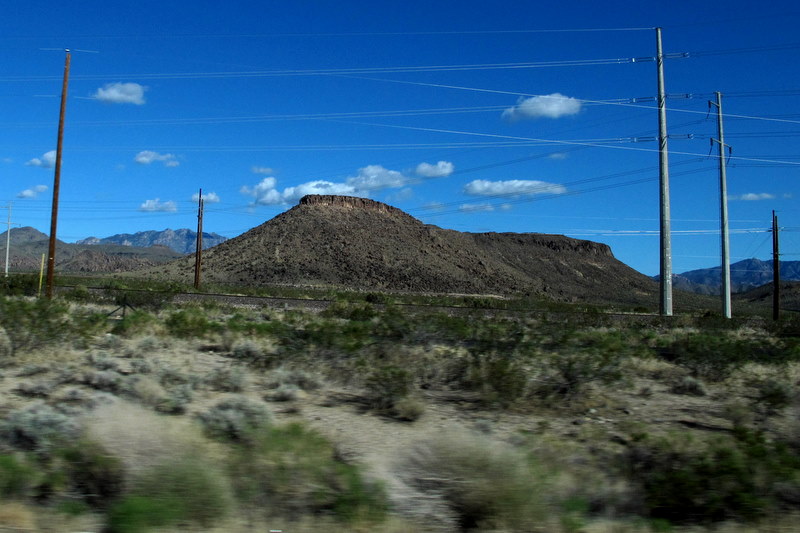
[0,227,183,273]
[77,228,227,254]
[660,258,800,294]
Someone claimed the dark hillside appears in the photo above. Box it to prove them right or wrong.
[155,195,660,306]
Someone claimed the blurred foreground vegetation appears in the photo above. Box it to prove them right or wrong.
[1,277,800,531]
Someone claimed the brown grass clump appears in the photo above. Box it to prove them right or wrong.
[395,430,550,531]
[0,501,36,530]
[83,401,214,478]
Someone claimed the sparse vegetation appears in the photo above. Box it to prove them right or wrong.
[197,395,273,442]
[0,289,799,531]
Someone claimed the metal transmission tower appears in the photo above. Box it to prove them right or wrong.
[3,203,20,277]
[194,189,204,290]
[656,28,673,316]
[773,210,780,321]
[45,50,71,299]
[710,92,732,318]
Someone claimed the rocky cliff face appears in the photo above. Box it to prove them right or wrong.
[152,195,658,305]
[299,194,417,220]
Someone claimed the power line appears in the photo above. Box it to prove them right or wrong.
[0,27,656,41]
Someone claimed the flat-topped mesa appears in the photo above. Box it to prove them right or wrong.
[298,194,414,219]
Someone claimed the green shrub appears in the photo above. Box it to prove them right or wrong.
[469,351,529,407]
[111,310,159,337]
[165,307,220,338]
[62,284,95,303]
[196,395,272,441]
[321,301,378,321]
[0,274,38,296]
[229,422,387,523]
[365,364,413,411]
[0,454,38,498]
[107,495,180,533]
[0,297,71,354]
[658,334,785,382]
[532,348,625,402]
[0,327,10,359]
[624,428,800,523]
[107,451,232,532]
[56,438,124,508]
[749,376,794,416]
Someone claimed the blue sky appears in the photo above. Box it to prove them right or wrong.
[1,0,799,276]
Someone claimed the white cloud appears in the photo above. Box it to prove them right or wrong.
[283,181,362,203]
[415,161,454,178]
[241,162,440,206]
[139,198,177,212]
[729,192,775,201]
[345,165,407,190]
[134,151,179,167]
[251,166,275,175]
[2,157,12,164]
[548,152,568,160]
[502,93,582,121]
[783,193,793,199]
[17,184,48,199]
[240,175,362,206]
[93,82,147,105]
[240,177,281,205]
[25,150,57,168]
[459,203,495,213]
[464,179,566,197]
[191,192,221,203]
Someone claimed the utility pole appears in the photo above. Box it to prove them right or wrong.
[710,92,731,318]
[656,27,673,316]
[773,210,780,321]
[45,49,71,299]
[194,189,204,290]
[3,203,16,277]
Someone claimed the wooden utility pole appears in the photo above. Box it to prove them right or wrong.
[656,27,673,316]
[3,203,13,277]
[773,210,780,321]
[710,92,732,318]
[194,189,204,290]
[45,50,71,299]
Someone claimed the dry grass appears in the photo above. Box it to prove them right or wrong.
[2,297,800,532]
[83,401,217,478]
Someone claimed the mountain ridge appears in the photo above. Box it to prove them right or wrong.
[659,258,800,295]
[77,228,227,254]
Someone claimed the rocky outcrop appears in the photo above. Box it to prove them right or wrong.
[299,195,417,221]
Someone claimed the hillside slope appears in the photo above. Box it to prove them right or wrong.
[156,195,660,306]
